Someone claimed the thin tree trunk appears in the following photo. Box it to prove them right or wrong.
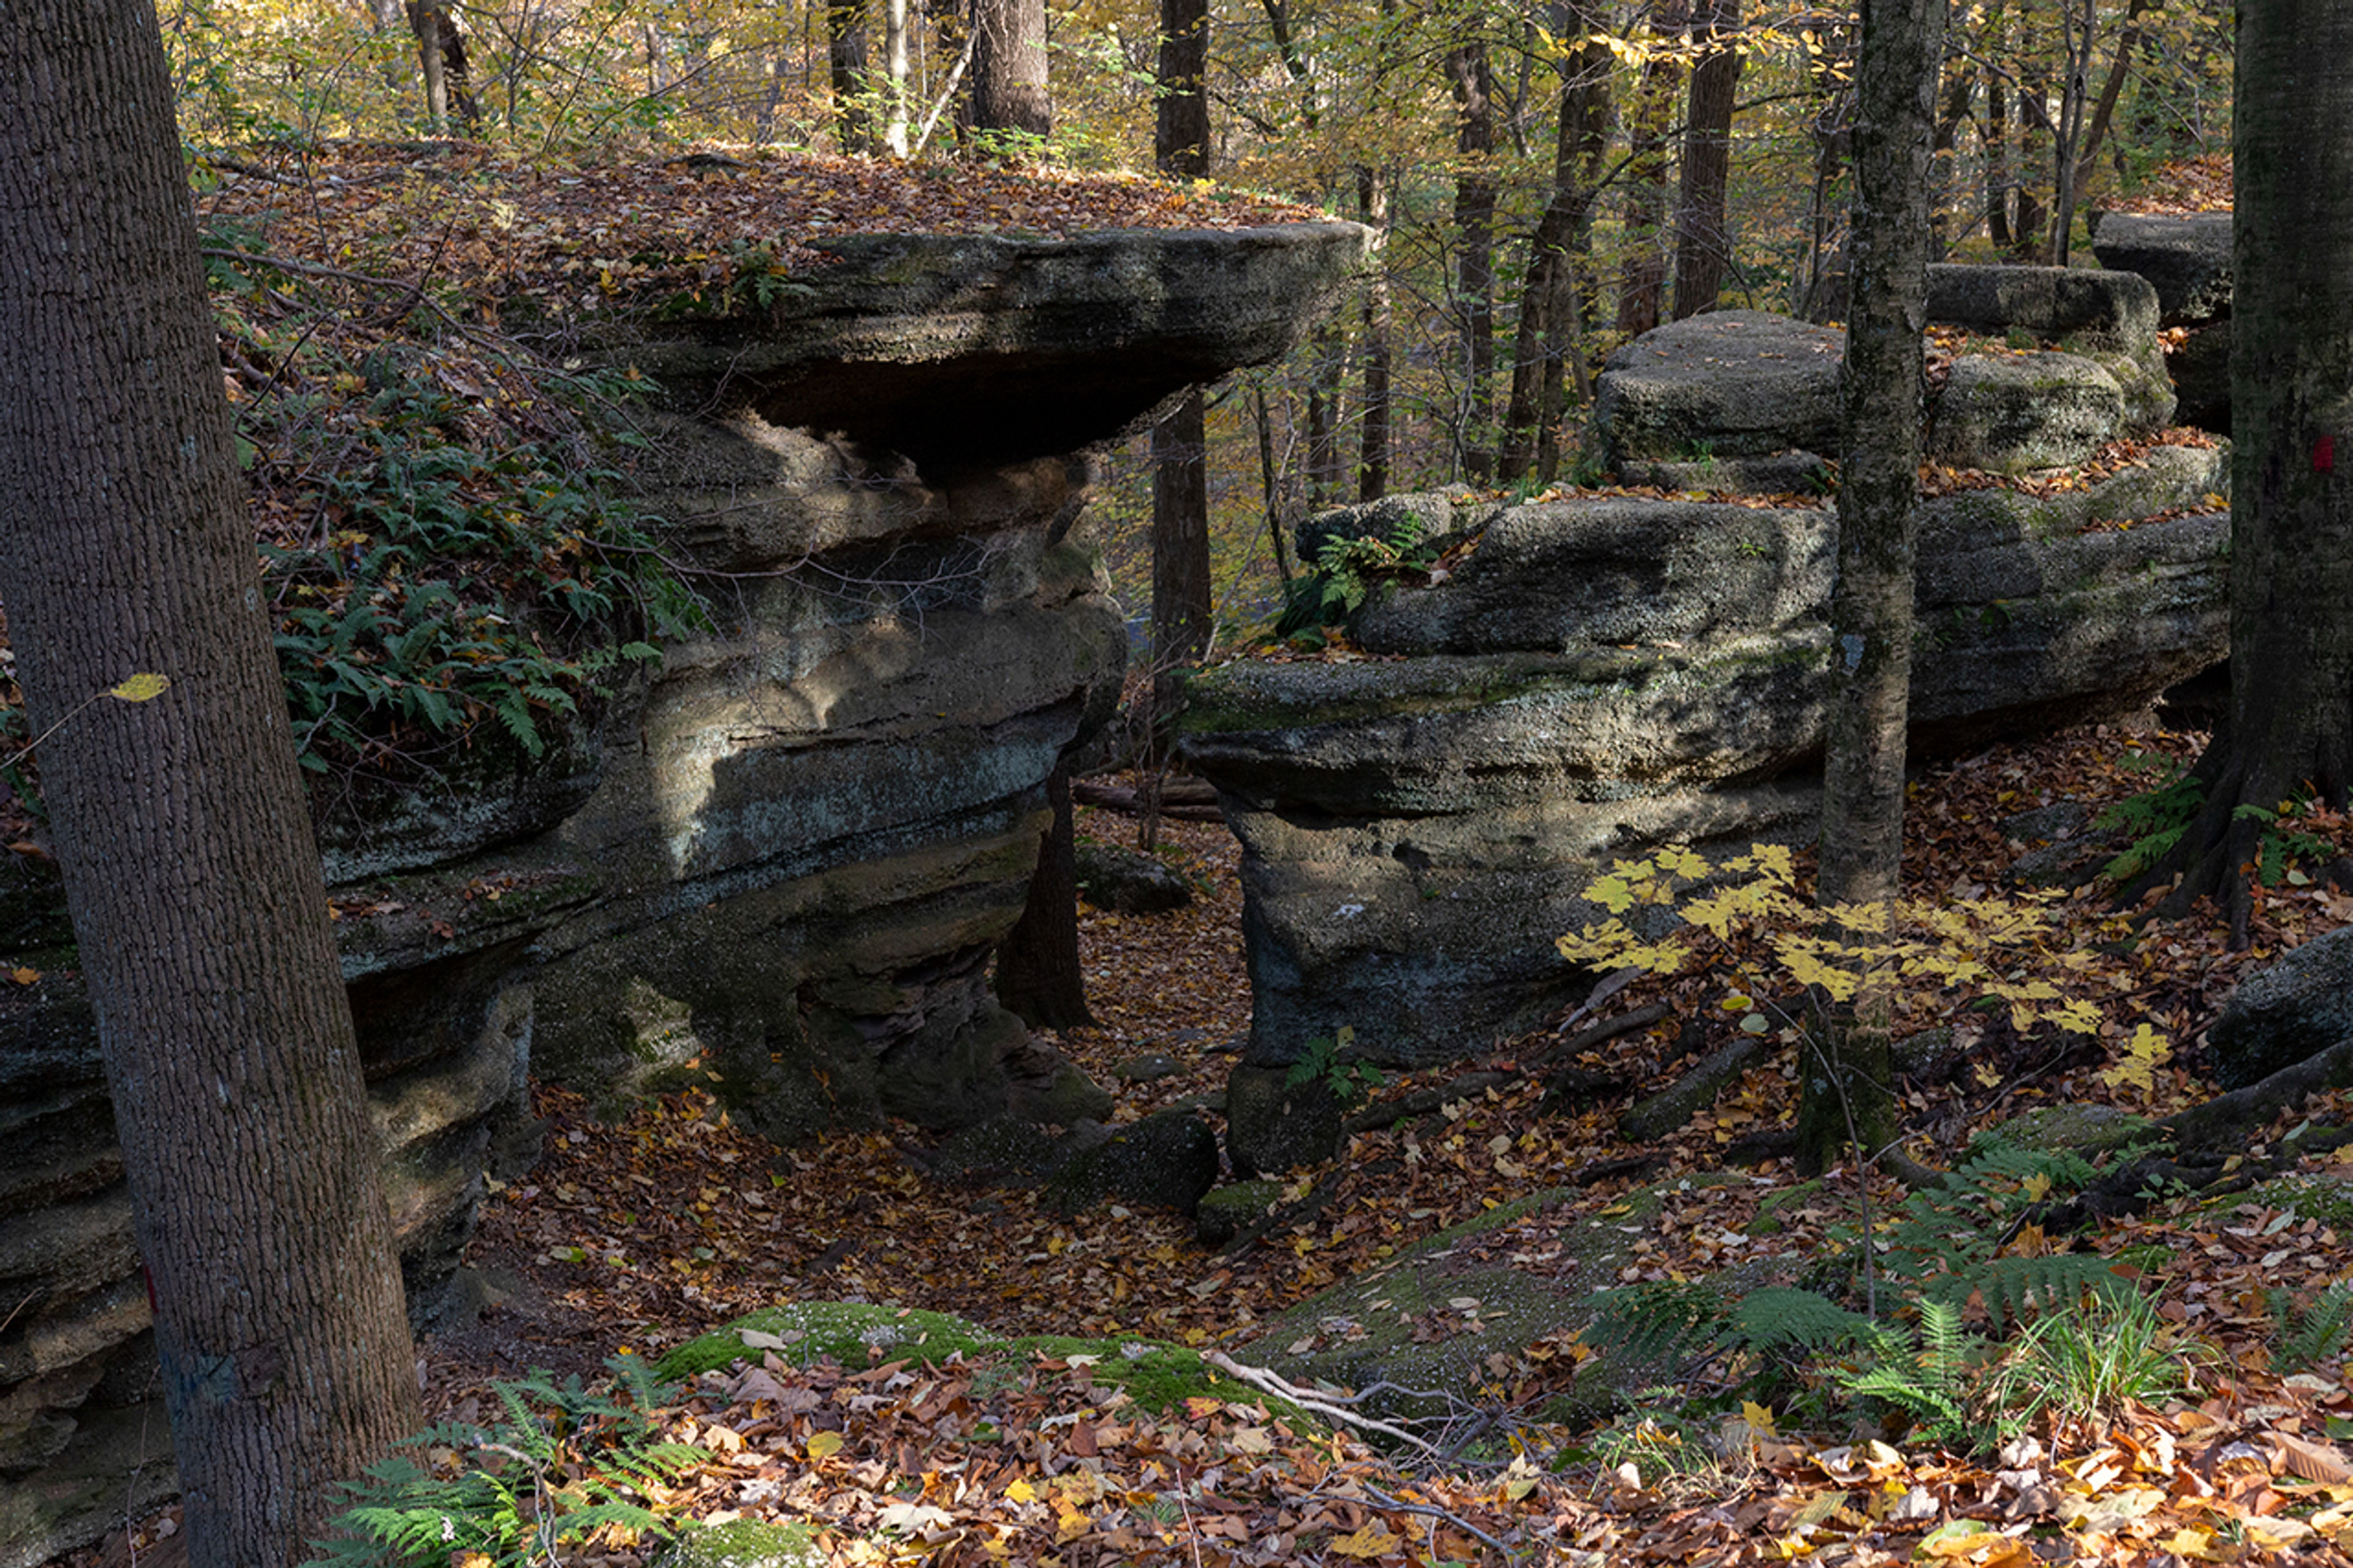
[1446,40,1498,482]
[2069,0,2153,216]
[0,6,423,1562]
[829,0,876,153]
[1798,0,1945,1178]
[1253,379,1295,581]
[1304,321,1344,507]
[1616,0,1686,338]
[1500,20,1609,483]
[883,0,912,154]
[1356,167,1392,500]
[1156,0,1209,174]
[1671,0,1743,319]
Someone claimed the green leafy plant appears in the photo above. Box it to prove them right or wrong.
[256,367,702,773]
[1835,1298,1986,1450]
[307,1355,696,1567]
[2268,1281,2353,1374]
[2232,800,2340,887]
[1284,1025,1384,1103]
[2097,766,2203,882]
[1273,518,1440,638]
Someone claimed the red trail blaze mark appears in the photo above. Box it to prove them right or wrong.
[2316,435,2336,473]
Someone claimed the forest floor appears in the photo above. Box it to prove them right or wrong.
[63,711,2353,1568]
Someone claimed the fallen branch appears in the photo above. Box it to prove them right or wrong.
[1616,1034,1768,1143]
[1072,778,1224,820]
[1343,1003,1669,1135]
[1357,1480,1517,1557]
[1204,1352,1447,1459]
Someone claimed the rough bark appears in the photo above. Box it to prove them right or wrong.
[996,765,1095,1028]
[1445,40,1498,481]
[1615,0,1686,338]
[1155,0,1210,176]
[1798,0,1945,1178]
[828,0,877,153]
[1499,22,1610,483]
[404,0,479,131]
[1355,168,1393,500]
[970,0,1052,139]
[0,4,423,1562]
[1671,0,1743,320]
[2134,0,2353,947]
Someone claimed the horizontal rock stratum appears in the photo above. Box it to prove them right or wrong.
[1184,443,2227,1174]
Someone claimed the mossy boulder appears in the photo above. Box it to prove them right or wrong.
[655,1518,824,1568]
[1241,1182,1683,1428]
[654,1303,1310,1422]
[1194,1179,1285,1246]
[1977,1104,2158,1157]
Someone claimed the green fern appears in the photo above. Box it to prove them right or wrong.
[2269,1282,2353,1374]
[1728,1286,1885,1359]
[1583,1281,1730,1367]
[1836,1300,1985,1451]
[1919,1252,2134,1336]
[306,1356,695,1567]
[2097,772,2203,882]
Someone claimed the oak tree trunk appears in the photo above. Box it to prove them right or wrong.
[1797,0,1944,1178]
[2135,0,2353,959]
[1446,40,1498,482]
[1671,0,1743,320]
[0,4,423,1562]
[970,0,1051,138]
[828,0,877,153]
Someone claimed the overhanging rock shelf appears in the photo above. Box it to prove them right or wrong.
[0,219,1371,1567]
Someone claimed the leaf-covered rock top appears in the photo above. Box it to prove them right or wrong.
[196,141,1335,317]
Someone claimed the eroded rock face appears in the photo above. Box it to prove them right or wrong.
[1186,444,2228,1172]
[2091,210,2235,434]
[0,219,1370,1564]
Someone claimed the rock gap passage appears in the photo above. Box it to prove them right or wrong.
[21,153,2353,1563]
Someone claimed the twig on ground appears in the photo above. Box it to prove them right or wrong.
[1203,1352,1448,1459]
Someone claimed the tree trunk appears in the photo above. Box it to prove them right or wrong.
[2135,0,2353,953]
[0,6,423,1563]
[1499,23,1609,483]
[883,0,912,154]
[970,0,1051,139]
[1304,321,1344,507]
[1671,0,1743,320]
[1356,167,1393,500]
[1615,0,1686,338]
[995,764,1095,1028]
[1798,0,1945,1178]
[1446,40,1498,482]
[405,1,479,131]
[1155,0,1209,176]
[829,0,877,153]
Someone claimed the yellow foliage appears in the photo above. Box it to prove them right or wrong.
[1557,843,2123,1046]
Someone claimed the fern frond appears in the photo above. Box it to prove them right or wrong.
[1728,1287,1885,1358]
[1585,1281,1729,1366]
[2270,1282,2353,1374]
[1923,1252,2129,1336]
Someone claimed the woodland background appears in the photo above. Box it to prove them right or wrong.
[161,0,2236,646]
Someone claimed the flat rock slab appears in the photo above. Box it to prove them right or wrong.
[1593,310,1844,466]
[2092,211,2235,325]
[601,224,1374,469]
[1928,352,2125,474]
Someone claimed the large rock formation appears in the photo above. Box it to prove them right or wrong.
[0,219,1368,1566]
[2092,210,2235,433]
[1187,287,2226,1175]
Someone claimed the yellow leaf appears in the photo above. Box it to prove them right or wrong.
[1329,1523,1402,1558]
[805,1431,844,1460]
[8,967,37,986]
[2021,1172,2052,1201]
[1006,1478,1036,1503]
[106,672,170,702]
[1743,1399,1778,1437]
